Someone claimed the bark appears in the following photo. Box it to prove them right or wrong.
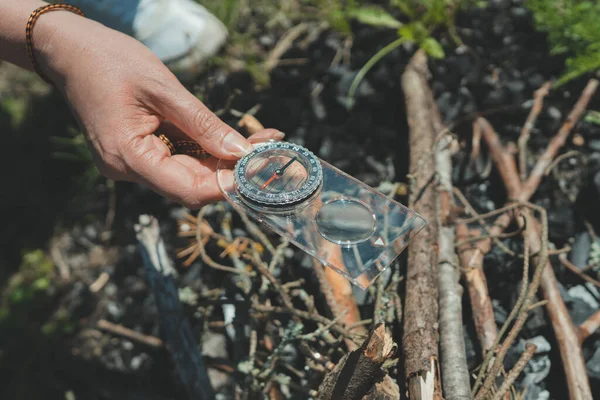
[401,50,441,400]
[317,324,398,400]
[432,71,472,400]
[579,309,600,343]
[456,223,499,352]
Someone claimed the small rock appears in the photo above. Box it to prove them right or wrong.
[569,232,591,268]
[511,6,529,18]
[106,301,125,320]
[547,106,562,121]
[588,139,600,152]
[484,87,510,106]
[586,346,600,380]
[122,340,134,351]
[566,285,598,325]
[506,79,526,102]
[493,299,508,325]
[528,73,546,89]
[259,35,274,47]
[130,353,150,371]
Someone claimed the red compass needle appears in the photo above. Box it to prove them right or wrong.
[260,157,297,189]
[261,173,278,189]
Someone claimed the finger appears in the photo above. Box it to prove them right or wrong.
[247,128,285,144]
[147,84,253,160]
[123,134,232,208]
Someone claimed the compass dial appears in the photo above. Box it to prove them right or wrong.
[234,141,323,206]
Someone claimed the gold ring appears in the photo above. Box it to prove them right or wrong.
[154,132,209,158]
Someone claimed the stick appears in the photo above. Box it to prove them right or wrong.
[579,309,600,343]
[518,82,551,180]
[521,79,598,201]
[456,223,500,352]
[432,77,472,399]
[490,343,537,400]
[401,50,441,400]
[312,257,367,350]
[530,218,591,400]
[317,324,399,400]
[135,214,215,400]
[559,253,600,289]
[97,319,163,348]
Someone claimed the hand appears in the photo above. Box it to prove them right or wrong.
[37,11,283,208]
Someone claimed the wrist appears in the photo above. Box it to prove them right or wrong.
[31,10,88,86]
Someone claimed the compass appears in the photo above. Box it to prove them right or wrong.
[234,141,323,207]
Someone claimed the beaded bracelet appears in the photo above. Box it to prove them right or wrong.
[26,4,85,83]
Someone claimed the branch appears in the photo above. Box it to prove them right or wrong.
[490,343,537,400]
[135,214,215,400]
[518,81,552,180]
[432,70,472,400]
[401,49,441,400]
[521,79,598,201]
[579,309,600,343]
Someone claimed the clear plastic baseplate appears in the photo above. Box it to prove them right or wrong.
[216,142,427,289]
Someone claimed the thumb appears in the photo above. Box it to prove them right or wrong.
[148,82,253,160]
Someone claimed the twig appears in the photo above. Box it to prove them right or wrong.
[456,223,499,353]
[473,207,531,396]
[252,304,360,346]
[401,50,442,400]
[579,309,600,343]
[559,253,600,288]
[264,23,308,72]
[518,82,551,180]
[194,208,255,276]
[89,272,110,293]
[135,214,215,400]
[97,319,163,348]
[521,79,598,201]
[477,118,522,197]
[490,343,537,400]
[50,235,70,282]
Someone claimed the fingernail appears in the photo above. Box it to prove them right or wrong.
[218,169,235,193]
[223,131,253,157]
[273,130,286,140]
